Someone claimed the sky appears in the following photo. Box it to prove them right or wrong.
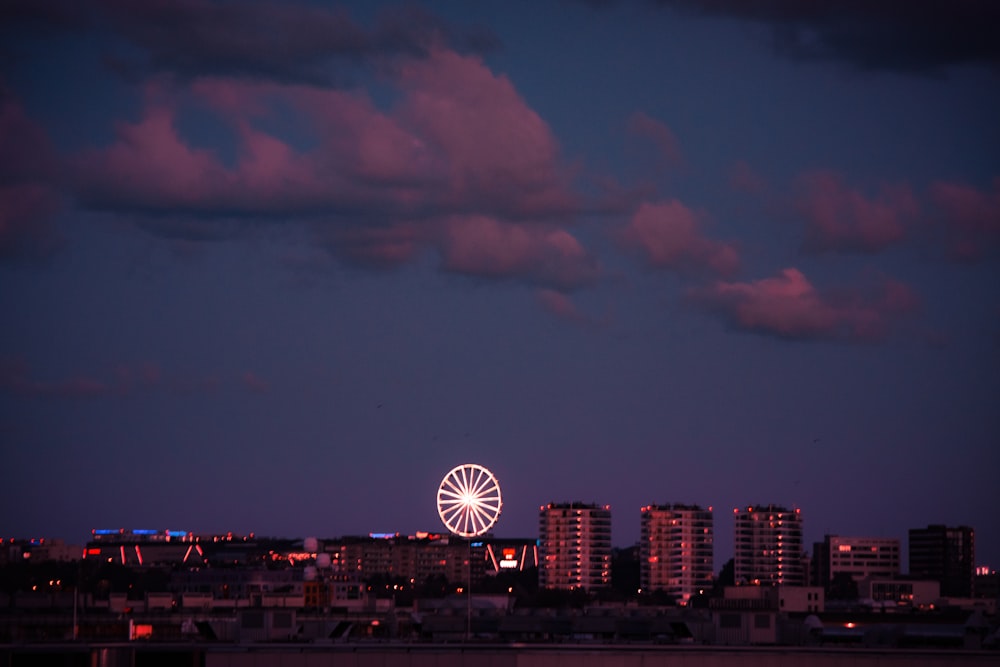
[1,0,998,571]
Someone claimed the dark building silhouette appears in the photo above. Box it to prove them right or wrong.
[908,525,975,597]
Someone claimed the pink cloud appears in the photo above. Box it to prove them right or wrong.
[74,48,586,291]
[619,200,739,275]
[0,91,63,260]
[114,362,162,394]
[796,171,917,254]
[324,222,426,268]
[0,184,62,260]
[690,268,919,342]
[241,371,269,393]
[0,89,57,184]
[0,360,228,399]
[74,104,232,211]
[0,360,109,398]
[729,160,767,194]
[626,111,683,166]
[928,177,1000,261]
[397,48,578,218]
[536,289,586,323]
[439,216,599,290]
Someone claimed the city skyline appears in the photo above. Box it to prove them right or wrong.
[1,2,997,568]
[8,506,988,579]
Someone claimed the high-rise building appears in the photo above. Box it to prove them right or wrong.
[812,535,900,589]
[909,525,975,597]
[539,502,612,591]
[733,505,804,586]
[640,504,713,604]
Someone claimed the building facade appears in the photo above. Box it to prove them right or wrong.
[538,502,612,591]
[733,505,804,586]
[909,524,975,597]
[327,533,486,588]
[812,535,900,588]
[639,504,713,604]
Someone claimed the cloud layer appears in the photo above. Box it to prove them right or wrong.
[653,0,1000,73]
[68,47,592,290]
[619,200,738,276]
[690,268,918,342]
[795,171,918,255]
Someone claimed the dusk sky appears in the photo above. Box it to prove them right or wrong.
[1,1,998,570]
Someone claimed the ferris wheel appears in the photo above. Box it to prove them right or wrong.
[436,463,502,537]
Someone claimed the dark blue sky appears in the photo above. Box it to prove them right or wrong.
[1,0,998,570]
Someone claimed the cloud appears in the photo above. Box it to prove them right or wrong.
[689,267,919,342]
[0,360,109,398]
[653,0,1000,73]
[114,362,162,393]
[396,48,578,220]
[0,184,63,261]
[0,88,58,184]
[41,0,498,87]
[440,216,599,290]
[729,160,768,195]
[323,222,426,269]
[0,360,256,398]
[0,90,63,261]
[795,171,917,254]
[0,1,92,31]
[536,289,587,323]
[618,200,739,275]
[75,48,578,220]
[241,371,269,393]
[626,111,683,167]
[928,177,1000,261]
[71,48,590,288]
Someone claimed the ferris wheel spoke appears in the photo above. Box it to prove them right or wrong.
[441,504,464,520]
[438,488,465,500]
[467,466,484,492]
[475,509,489,534]
[468,498,497,514]
[441,496,459,511]
[442,477,465,496]
[474,469,496,496]
[466,509,477,533]
[472,508,489,532]
[473,503,500,518]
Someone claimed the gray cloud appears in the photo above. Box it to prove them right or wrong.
[653,0,1000,73]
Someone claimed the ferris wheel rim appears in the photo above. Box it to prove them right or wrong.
[436,463,502,537]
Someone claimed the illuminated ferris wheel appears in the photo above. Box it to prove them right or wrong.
[436,464,502,537]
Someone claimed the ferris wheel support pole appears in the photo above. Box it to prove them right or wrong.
[467,539,472,641]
